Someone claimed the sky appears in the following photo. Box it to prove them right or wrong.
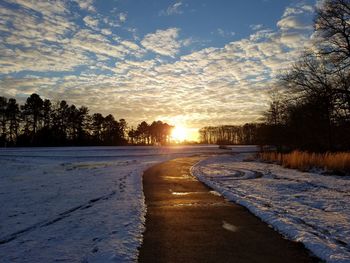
[0,0,316,140]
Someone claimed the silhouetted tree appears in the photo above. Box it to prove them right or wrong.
[119,119,127,141]
[42,99,52,129]
[91,113,104,143]
[199,125,262,145]
[128,127,136,145]
[0,97,8,145]
[103,114,119,145]
[0,93,159,147]
[149,121,173,145]
[6,98,20,145]
[76,106,89,144]
[137,121,150,144]
[315,0,350,68]
[21,93,43,136]
[57,100,69,137]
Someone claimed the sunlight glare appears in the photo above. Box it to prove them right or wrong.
[171,126,187,142]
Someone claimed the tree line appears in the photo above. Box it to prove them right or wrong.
[0,93,173,147]
[199,124,260,145]
[128,121,173,145]
[200,0,350,152]
[263,0,350,151]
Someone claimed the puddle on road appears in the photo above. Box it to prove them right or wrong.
[170,189,222,197]
[163,175,196,181]
[172,192,192,196]
[167,202,231,207]
[164,176,188,180]
[222,221,238,232]
[171,191,207,196]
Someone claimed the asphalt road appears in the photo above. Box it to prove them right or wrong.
[138,156,319,263]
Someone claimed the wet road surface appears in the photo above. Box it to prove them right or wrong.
[138,156,318,263]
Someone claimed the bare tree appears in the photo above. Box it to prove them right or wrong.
[315,0,350,68]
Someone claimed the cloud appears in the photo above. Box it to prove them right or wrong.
[278,2,314,30]
[250,24,264,30]
[277,16,311,30]
[181,38,194,46]
[280,31,309,48]
[0,0,146,75]
[0,77,60,99]
[101,28,112,35]
[119,12,127,23]
[216,28,236,38]
[83,16,99,29]
[141,28,181,57]
[283,4,313,17]
[75,0,95,12]
[0,1,316,129]
[5,0,68,16]
[86,21,310,126]
[0,0,88,73]
[69,29,144,59]
[159,1,184,16]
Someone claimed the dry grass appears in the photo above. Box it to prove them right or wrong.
[259,151,350,174]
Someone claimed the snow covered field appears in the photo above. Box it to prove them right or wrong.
[3,145,349,263]
[192,153,350,263]
[0,146,220,263]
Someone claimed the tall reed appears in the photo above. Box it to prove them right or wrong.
[259,151,350,173]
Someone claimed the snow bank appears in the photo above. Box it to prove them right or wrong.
[0,146,221,262]
[191,154,350,263]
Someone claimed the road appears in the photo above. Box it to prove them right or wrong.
[138,156,318,263]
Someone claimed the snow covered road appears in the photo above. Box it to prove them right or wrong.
[192,154,350,263]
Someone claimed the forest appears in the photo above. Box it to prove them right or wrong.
[0,93,174,147]
[200,0,350,152]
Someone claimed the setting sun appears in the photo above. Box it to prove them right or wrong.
[171,126,187,142]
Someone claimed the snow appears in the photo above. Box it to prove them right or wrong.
[191,153,350,263]
[4,145,348,263]
[0,145,221,263]
[223,145,260,153]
